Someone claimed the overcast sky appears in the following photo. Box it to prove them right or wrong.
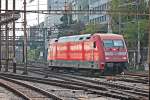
[1,0,47,35]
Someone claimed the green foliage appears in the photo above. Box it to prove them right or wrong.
[27,49,40,60]
[110,0,149,47]
[60,14,73,27]
[82,22,101,34]
[58,21,85,37]
[124,19,149,46]
[60,14,68,26]
[70,21,85,33]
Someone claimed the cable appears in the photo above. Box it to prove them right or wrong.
[0,9,149,16]
[26,4,47,7]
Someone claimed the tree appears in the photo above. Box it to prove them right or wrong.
[60,14,73,27]
[60,14,68,26]
[70,21,85,33]
[82,22,102,34]
[27,49,40,61]
[123,19,149,47]
[58,21,85,37]
[110,0,149,47]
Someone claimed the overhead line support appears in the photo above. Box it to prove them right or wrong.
[0,0,1,71]
[13,0,16,73]
[5,0,9,72]
[22,0,28,75]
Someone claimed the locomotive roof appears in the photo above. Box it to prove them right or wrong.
[56,33,123,43]
[95,33,124,39]
[58,34,91,42]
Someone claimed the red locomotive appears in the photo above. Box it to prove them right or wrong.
[47,33,128,74]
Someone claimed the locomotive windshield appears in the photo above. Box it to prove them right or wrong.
[103,40,124,48]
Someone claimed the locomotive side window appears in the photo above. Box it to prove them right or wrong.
[86,37,90,39]
[93,41,96,48]
[79,37,83,40]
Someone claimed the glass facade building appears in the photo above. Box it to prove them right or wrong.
[45,0,65,28]
[69,0,111,32]
[89,0,111,32]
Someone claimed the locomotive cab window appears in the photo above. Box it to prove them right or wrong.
[103,40,124,48]
[113,40,124,48]
[103,40,113,47]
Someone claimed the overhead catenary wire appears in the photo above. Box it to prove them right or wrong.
[26,4,47,7]
[0,9,149,16]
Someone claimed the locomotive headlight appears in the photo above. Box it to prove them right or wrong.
[122,57,127,59]
[106,57,110,60]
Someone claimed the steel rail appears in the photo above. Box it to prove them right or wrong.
[3,63,149,99]
[0,72,146,100]
[0,79,31,100]
[8,64,149,93]
[0,75,63,100]
[43,70,149,96]
[40,69,149,93]
[125,72,149,77]
[115,75,149,84]
[25,62,149,84]
[33,68,149,97]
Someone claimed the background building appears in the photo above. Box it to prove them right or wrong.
[44,0,66,60]
[69,0,111,32]
[45,0,65,28]
[29,22,46,60]
[89,0,111,32]
[69,0,89,24]
[69,0,78,22]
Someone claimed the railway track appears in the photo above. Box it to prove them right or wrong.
[39,70,149,95]
[14,63,150,77]
[1,63,149,100]
[28,67,149,100]
[10,64,149,85]
[19,64,149,85]
[113,74,149,84]
[0,71,149,100]
[125,71,149,77]
[0,75,63,100]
